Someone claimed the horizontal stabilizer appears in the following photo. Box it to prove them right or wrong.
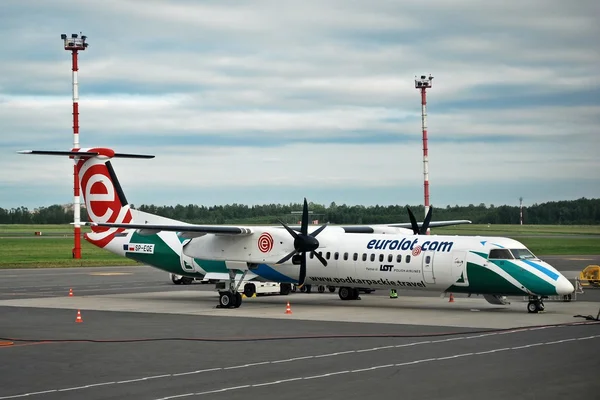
[17,150,155,159]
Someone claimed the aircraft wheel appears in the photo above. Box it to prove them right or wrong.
[318,285,325,293]
[527,301,539,313]
[171,274,184,284]
[328,286,336,293]
[181,277,194,285]
[233,292,242,308]
[537,302,545,312]
[219,292,233,308]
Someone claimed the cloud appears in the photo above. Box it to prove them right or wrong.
[1,0,599,210]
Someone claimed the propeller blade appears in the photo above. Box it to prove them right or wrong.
[420,206,433,234]
[276,250,296,265]
[313,250,328,267]
[407,207,419,235]
[310,224,327,238]
[277,219,300,241]
[301,198,309,236]
[298,251,307,287]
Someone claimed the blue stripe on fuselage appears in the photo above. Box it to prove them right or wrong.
[253,263,298,284]
[522,259,559,281]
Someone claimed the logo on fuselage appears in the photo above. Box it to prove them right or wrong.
[258,232,274,253]
[367,237,454,253]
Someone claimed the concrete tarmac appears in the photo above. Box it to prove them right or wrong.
[1,255,600,400]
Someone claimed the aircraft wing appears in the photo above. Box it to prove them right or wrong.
[387,219,472,228]
[88,217,471,236]
[339,219,472,233]
[87,222,253,236]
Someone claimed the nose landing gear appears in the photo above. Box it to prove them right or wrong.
[527,296,545,313]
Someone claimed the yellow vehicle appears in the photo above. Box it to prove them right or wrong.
[579,265,600,287]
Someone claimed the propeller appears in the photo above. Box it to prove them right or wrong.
[407,205,433,235]
[276,198,327,287]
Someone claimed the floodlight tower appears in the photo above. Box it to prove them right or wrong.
[61,32,89,259]
[519,197,524,225]
[415,74,433,231]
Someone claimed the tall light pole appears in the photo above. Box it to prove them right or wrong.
[61,32,89,259]
[520,197,524,225]
[415,74,433,232]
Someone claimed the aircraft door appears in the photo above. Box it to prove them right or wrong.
[451,251,469,287]
[422,251,436,284]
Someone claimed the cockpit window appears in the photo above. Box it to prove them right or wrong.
[510,248,536,260]
[489,249,514,259]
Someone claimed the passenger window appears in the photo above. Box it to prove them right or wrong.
[362,253,367,261]
[343,252,348,260]
[425,256,431,263]
[377,254,382,262]
[334,252,339,260]
[388,254,393,262]
[353,253,358,261]
[396,254,402,263]
[326,252,331,259]
[370,254,375,262]
[489,249,514,259]
[405,255,411,263]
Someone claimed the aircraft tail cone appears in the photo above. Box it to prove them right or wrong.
[75,310,83,323]
[285,302,292,314]
[69,288,73,297]
[449,293,454,303]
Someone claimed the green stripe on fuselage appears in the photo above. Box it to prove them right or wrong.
[125,232,229,277]
[447,262,528,295]
[125,232,185,275]
[488,259,557,295]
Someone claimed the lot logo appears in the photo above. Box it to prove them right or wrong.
[380,264,393,272]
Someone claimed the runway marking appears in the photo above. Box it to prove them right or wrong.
[0,324,597,399]
[89,272,133,276]
[151,334,600,400]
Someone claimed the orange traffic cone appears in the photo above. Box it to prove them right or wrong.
[69,288,73,297]
[75,310,83,323]
[449,293,454,303]
[285,302,292,314]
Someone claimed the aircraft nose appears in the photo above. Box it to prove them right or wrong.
[556,275,575,295]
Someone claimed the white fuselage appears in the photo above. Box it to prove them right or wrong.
[180,226,573,296]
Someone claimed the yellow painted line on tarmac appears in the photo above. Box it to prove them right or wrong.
[88,272,133,276]
[563,258,594,261]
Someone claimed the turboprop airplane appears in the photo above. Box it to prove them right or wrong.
[20,147,575,314]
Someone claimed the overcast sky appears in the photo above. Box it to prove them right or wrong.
[1,0,599,210]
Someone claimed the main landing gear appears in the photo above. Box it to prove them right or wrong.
[338,287,361,301]
[217,270,248,309]
[527,296,545,313]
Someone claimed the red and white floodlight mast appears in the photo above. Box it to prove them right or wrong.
[520,197,524,225]
[61,33,89,259]
[415,74,433,233]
